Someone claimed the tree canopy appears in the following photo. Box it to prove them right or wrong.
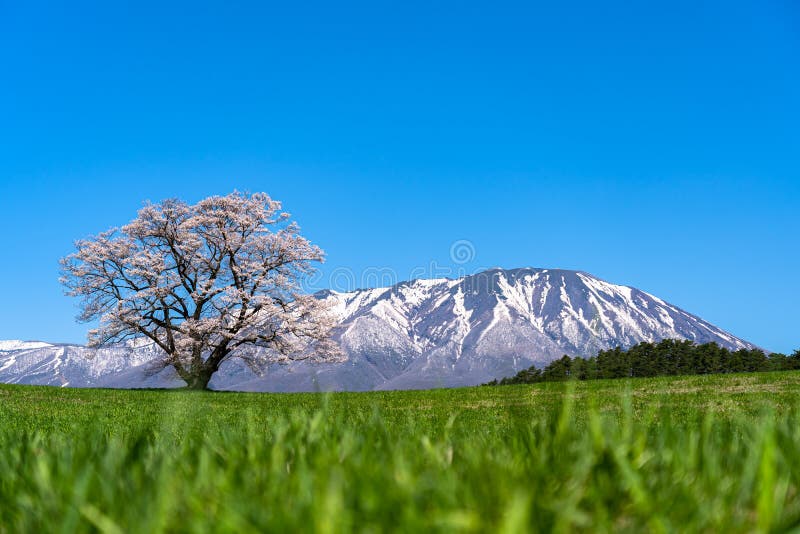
[60,191,341,389]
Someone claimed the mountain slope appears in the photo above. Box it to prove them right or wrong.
[0,268,757,391]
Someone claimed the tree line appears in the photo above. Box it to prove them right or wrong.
[485,339,800,386]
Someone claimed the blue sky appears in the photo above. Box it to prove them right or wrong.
[0,1,798,352]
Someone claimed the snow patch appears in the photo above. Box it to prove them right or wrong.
[0,340,53,351]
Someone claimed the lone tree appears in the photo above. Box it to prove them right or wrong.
[60,191,340,390]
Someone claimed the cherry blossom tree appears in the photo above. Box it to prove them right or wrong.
[60,191,341,390]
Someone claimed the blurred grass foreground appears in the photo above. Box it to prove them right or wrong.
[3,372,800,532]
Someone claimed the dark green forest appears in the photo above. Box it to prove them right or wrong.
[487,339,800,386]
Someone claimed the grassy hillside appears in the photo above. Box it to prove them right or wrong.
[3,372,800,532]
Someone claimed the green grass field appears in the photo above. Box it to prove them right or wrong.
[3,372,800,533]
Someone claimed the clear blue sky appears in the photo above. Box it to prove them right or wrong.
[0,1,798,352]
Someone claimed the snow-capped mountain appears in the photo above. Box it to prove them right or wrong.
[0,340,172,388]
[0,268,757,391]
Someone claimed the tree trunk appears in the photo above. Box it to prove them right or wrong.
[177,347,229,390]
[173,359,216,390]
[184,368,214,390]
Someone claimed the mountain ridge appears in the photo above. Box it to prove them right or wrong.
[0,267,757,391]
